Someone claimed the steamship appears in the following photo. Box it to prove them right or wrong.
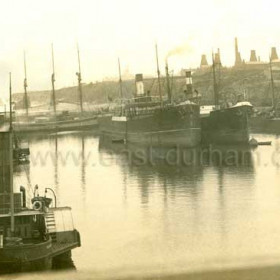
[0,80,81,273]
[99,70,201,147]
[201,102,252,144]
[249,52,280,134]
[200,51,253,145]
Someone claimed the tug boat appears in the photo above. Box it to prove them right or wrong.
[0,185,81,272]
[0,76,81,273]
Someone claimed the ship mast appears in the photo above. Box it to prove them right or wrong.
[165,59,172,103]
[118,58,123,114]
[269,55,276,112]
[23,51,28,117]
[9,72,15,235]
[76,44,83,114]
[51,43,57,117]
[212,51,219,109]
[155,44,163,107]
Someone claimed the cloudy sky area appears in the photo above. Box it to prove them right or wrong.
[0,0,278,97]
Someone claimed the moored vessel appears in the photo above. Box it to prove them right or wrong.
[0,75,81,273]
[99,48,201,147]
[200,53,252,145]
[249,56,280,134]
[14,45,98,134]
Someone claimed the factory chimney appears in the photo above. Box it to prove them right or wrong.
[250,50,257,62]
[214,49,222,66]
[135,74,145,96]
[271,47,278,61]
[200,54,208,68]
[234,37,242,66]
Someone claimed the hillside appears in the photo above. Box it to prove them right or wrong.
[13,65,280,111]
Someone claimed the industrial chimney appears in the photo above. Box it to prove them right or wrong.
[200,54,208,68]
[135,74,144,96]
[214,49,222,66]
[250,50,257,62]
[271,47,278,61]
[234,37,242,66]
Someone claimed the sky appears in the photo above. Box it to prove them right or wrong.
[0,0,279,98]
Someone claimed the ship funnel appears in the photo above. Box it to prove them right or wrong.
[135,74,144,96]
[271,47,278,61]
[250,50,257,62]
[185,70,193,95]
[20,186,26,208]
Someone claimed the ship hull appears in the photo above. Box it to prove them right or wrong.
[14,116,98,133]
[249,117,280,134]
[101,126,201,147]
[0,230,81,273]
[99,103,201,147]
[201,104,251,145]
[0,238,53,272]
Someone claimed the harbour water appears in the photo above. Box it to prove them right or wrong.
[5,131,280,279]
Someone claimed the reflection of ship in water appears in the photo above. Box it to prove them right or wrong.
[99,51,201,147]
[99,138,255,205]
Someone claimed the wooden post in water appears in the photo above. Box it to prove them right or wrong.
[155,44,163,107]
[269,55,276,112]
[51,44,57,118]
[76,44,83,114]
[9,72,15,236]
[23,51,29,117]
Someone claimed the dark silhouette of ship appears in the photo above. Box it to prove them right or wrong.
[99,56,201,147]
[249,55,280,134]
[200,52,252,145]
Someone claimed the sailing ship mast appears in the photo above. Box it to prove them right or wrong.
[23,51,28,117]
[9,72,15,235]
[51,44,57,117]
[155,44,163,107]
[269,55,276,112]
[165,59,172,103]
[212,51,219,110]
[76,44,83,114]
[118,58,123,114]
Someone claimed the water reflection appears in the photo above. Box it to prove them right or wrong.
[11,132,280,278]
[98,139,255,206]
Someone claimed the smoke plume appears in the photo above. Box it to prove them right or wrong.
[166,42,194,60]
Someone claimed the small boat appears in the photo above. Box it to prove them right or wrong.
[0,75,81,273]
[13,136,30,164]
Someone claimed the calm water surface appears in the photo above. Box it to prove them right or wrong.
[6,132,280,279]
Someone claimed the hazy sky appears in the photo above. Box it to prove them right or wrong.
[0,0,279,97]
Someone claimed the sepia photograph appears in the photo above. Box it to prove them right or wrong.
[0,0,280,279]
